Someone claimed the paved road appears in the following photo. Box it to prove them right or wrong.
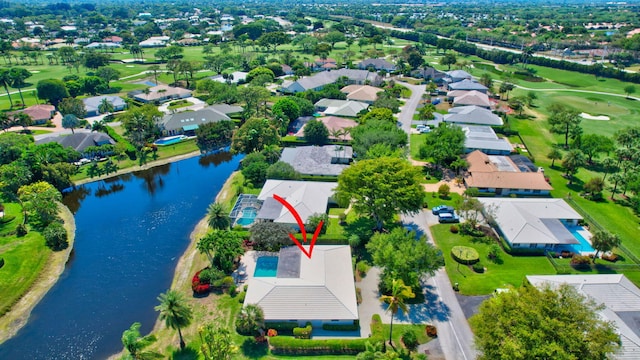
[402,210,478,360]
[395,81,426,133]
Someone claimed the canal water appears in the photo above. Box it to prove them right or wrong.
[0,152,241,359]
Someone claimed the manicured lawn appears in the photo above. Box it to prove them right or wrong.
[0,203,50,316]
[382,323,432,348]
[410,133,427,160]
[430,224,556,295]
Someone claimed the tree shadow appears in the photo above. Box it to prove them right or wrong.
[240,338,268,358]
[170,346,199,360]
[344,217,376,243]
[396,284,451,323]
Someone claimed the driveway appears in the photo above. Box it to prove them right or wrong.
[158,96,206,114]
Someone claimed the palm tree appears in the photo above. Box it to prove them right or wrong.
[148,65,160,86]
[207,202,230,230]
[121,322,163,360]
[0,68,14,109]
[155,290,193,350]
[13,112,32,131]
[380,279,415,347]
[9,67,32,107]
[547,148,563,168]
[236,304,265,336]
[98,98,115,116]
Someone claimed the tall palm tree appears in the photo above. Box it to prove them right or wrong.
[121,322,163,360]
[380,279,415,347]
[9,67,31,107]
[155,290,193,350]
[148,65,160,86]
[98,98,115,116]
[0,68,14,109]
[207,202,230,230]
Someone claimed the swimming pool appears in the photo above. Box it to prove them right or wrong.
[154,135,186,146]
[235,207,258,226]
[254,256,278,277]
[567,226,595,252]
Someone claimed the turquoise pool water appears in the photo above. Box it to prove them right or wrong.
[236,207,258,226]
[254,256,278,277]
[155,136,185,146]
[567,226,595,252]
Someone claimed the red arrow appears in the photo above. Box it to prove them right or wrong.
[272,194,323,259]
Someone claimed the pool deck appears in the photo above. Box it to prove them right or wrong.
[234,250,278,286]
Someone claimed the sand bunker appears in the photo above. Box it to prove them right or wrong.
[580,112,610,121]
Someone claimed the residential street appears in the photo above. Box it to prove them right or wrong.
[395,81,426,133]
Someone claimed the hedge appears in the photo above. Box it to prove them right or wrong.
[265,321,298,335]
[104,125,136,157]
[322,320,359,331]
[293,323,312,339]
[451,246,480,265]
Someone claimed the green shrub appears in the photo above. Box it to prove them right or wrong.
[264,321,298,335]
[402,329,419,351]
[371,314,383,337]
[356,261,370,277]
[571,254,592,266]
[228,284,237,295]
[356,287,362,305]
[0,214,16,224]
[16,223,27,237]
[449,225,459,233]
[0,257,4,269]
[451,246,480,264]
[43,222,68,251]
[222,276,235,287]
[199,268,224,283]
[322,320,359,331]
[472,262,485,273]
[237,291,246,303]
[269,336,369,355]
[293,322,312,339]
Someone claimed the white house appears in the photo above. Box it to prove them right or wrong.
[256,180,336,227]
[244,245,359,328]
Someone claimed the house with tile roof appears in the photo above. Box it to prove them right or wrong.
[256,180,337,226]
[244,245,359,328]
[444,106,503,126]
[129,85,192,104]
[461,125,512,155]
[36,131,115,154]
[279,145,353,177]
[358,58,397,72]
[281,69,382,93]
[446,69,473,83]
[465,150,552,196]
[451,90,493,109]
[15,104,55,125]
[340,85,384,104]
[294,116,357,141]
[526,274,640,360]
[159,104,242,136]
[82,95,127,117]
[411,67,447,84]
[315,99,369,118]
[447,79,489,93]
[478,197,582,250]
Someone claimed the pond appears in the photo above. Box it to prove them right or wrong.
[0,151,242,360]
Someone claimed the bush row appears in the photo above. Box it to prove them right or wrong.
[264,321,299,335]
[104,126,136,158]
[321,320,359,331]
[293,323,312,339]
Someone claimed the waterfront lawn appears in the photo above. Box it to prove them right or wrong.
[430,224,556,295]
[0,203,49,317]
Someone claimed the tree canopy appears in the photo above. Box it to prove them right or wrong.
[419,123,465,167]
[231,118,279,154]
[470,284,620,360]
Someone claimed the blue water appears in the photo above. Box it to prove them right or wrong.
[254,256,278,277]
[236,207,258,226]
[155,136,184,146]
[0,152,242,360]
[568,226,595,252]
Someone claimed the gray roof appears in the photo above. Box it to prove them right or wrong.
[445,106,503,126]
[244,245,358,321]
[160,105,242,132]
[256,180,337,225]
[448,79,488,92]
[314,99,369,117]
[358,58,397,71]
[280,145,353,176]
[461,125,512,152]
[284,68,382,92]
[82,95,126,114]
[447,69,473,80]
[527,274,640,360]
[36,132,115,153]
[478,198,582,245]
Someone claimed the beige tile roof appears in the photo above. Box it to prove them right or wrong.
[340,85,384,103]
[294,116,357,140]
[466,150,551,190]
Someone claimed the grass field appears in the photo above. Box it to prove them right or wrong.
[431,224,556,295]
[0,203,50,317]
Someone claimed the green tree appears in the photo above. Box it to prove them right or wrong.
[249,222,292,252]
[59,97,86,119]
[580,134,614,164]
[0,69,14,108]
[624,85,636,98]
[9,67,31,107]
[439,53,457,70]
[257,31,289,52]
[419,123,465,167]
[121,322,163,360]
[13,112,32,131]
[61,114,80,134]
[305,212,328,235]
[96,66,121,88]
[324,31,346,49]
[266,161,300,180]
[583,177,605,200]
[380,279,415,347]
[547,148,563,168]
[351,120,407,159]
[498,81,515,100]
[470,284,620,360]
[17,181,62,225]
[548,103,581,148]
[246,67,275,84]
[199,322,236,360]
[236,304,265,336]
[207,202,230,230]
[37,79,69,106]
[121,104,162,151]
[237,86,270,119]
[367,227,443,291]
[98,98,115,115]
[508,96,526,116]
[479,73,493,89]
[197,230,244,273]
[303,119,329,145]
[591,229,621,261]
[42,221,68,250]
[359,108,395,124]
[271,97,300,123]
[418,103,435,120]
[337,157,424,230]
[231,118,279,154]
[562,149,586,184]
[195,120,235,154]
[155,290,193,350]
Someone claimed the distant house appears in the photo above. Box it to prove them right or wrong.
[84,42,121,50]
[281,64,294,75]
[16,104,55,125]
[447,79,489,94]
[464,150,552,196]
[446,69,473,83]
[103,36,123,44]
[478,197,582,250]
[411,67,447,84]
[314,99,369,118]
[36,132,115,154]
[159,104,242,136]
[451,90,492,109]
[444,106,503,126]
[279,145,353,176]
[358,58,397,72]
[526,274,640,360]
[294,116,357,141]
[281,69,382,93]
[256,180,337,226]
[244,245,358,328]
[82,95,127,117]
[130,85,192,104]
[210,71,248,84]
[461,125,512,155]
[340,85,384,104]
[139,36,170,48]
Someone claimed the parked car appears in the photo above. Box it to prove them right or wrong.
[438,212,460,223]
[432,205,455,215]
[419,126,431,133]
